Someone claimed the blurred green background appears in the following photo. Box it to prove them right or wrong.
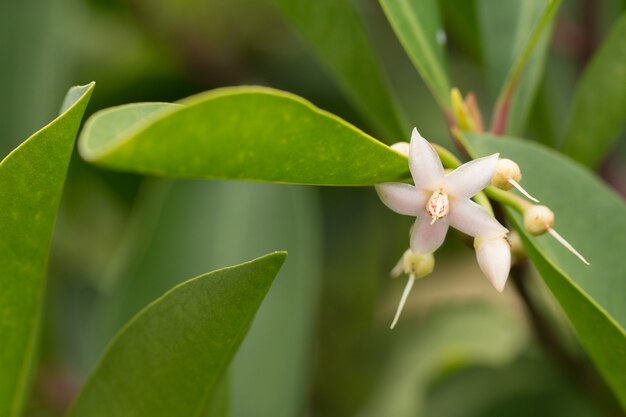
[1,0,625,416]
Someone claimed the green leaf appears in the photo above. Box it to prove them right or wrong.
[78,179,321,417]
[379,0,451,110]
[0,82,94,417]
[78,86,409,186]
[561,12,626,167]
[269,0,405,139]
[66,252,287,416]
[485,0,561,134]
[465,132,626,410]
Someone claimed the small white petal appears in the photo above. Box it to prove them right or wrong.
[390,141,410,157]
[475,238,511,292]
[375,183,428,216]
[410,212,449,253]
[447,198,508,238]
[444,153,499,198]
[409,128,445,190]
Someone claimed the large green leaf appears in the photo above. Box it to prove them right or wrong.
[0,82,94,417]
[83,180,322,417]
[465,132,626,409]
[66,252,287,416]
[561,12,626,167]
[269,0,405,139]
[379,0,451,110]
[484,0,561,134]
[78,86,409,185]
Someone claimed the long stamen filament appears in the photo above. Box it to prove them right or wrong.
[547,227,590,265]
[390,275,416,329]
[508,179,539,203]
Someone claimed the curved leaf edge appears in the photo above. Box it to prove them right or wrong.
[464,132,626,326]
[507,210,626,339]
[67,251,287,415]
[506,212,626,408]
[1,82,96,167]
[0,81,95,417]
[78,86,405,172]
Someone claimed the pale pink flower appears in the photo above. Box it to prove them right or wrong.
[376,128,508,254]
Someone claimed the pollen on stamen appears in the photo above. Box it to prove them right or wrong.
[427,190,449,224]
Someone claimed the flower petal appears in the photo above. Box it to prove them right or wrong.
[375,183,427,216]
[410,212,449,253]
[409,128,444,190]
[475,237,511,292]
[447,198,508,238]
[444,153,499,198]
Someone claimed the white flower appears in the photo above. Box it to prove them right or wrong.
[376,128,508,254]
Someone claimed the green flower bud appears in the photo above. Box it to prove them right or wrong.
[491,158,521,190]
[523,205,554,236]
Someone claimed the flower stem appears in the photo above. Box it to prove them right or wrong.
[484,186,533,213]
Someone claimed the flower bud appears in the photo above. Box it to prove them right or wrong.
[523,205,554,236]
[451,88,476,131]
[390,141,410,157]
[402,250,435,278]
[491,158,521,190]
[389,249,435,329]
[474,237,511,292]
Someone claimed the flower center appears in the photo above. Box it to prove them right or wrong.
[426,190,449,224]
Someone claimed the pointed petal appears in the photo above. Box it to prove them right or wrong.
[390,141,410,157]
[475,238,511,292]
[444,153,499,198]
[447,198,508,238]
[409,128,444,190]
[375,183,427,216]
[410,212,449,253]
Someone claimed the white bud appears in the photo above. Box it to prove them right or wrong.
[403,250,435,278]
[390,141,410,157]
[492,158,539,202]
[491,158,521,190]
[524,205,554,236]
[474,237,511,292]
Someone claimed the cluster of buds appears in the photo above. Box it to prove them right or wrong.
[376,128,587,329]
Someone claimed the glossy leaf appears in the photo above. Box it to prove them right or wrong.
[0,82,94,417]
[561,12,626,167]
[78,86,409,186]
[379,0,451,110]
[485,0,561,134]
[85,180,322,417]
[66,252,287,416]
[465,132,626,409]
[269,0,405,139]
